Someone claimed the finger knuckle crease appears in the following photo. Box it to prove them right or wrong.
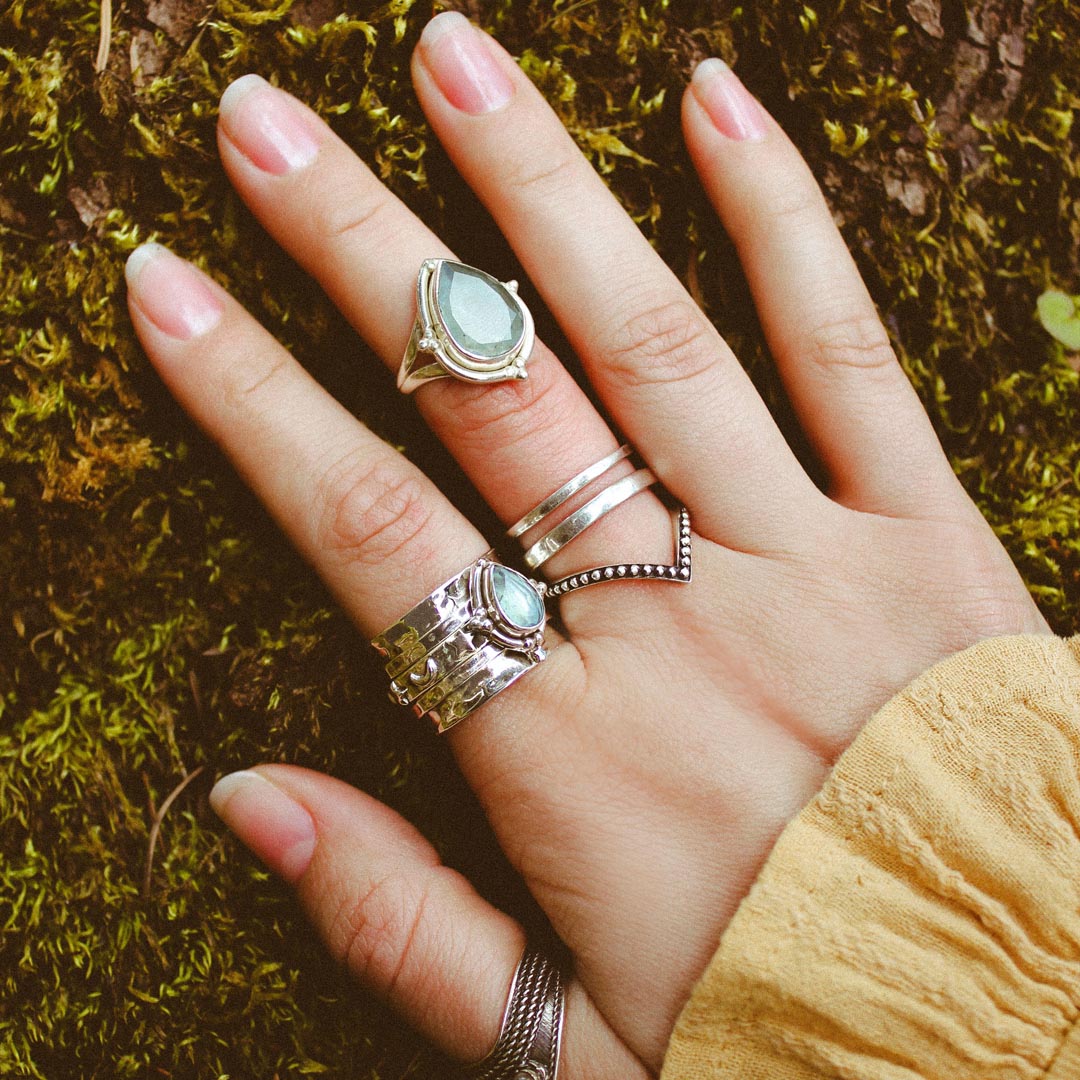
[766,181,826,226]
[504,151,581,196]
[336,872,433,995]
[449,366,563,455]
[318,194,395,246]
[807,316,898,375]
[603,299,716,388]
[317,456,435,567]
[219,352,292,410]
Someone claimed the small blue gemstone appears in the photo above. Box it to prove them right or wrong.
[436,262,523,359]
[491,566,544,630]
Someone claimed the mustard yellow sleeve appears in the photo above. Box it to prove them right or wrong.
[661,634,1080,1080]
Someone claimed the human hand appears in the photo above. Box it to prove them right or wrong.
[124,12,1050,1077]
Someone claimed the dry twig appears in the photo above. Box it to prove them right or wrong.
[143,765,207,898]
[95,0,112,74]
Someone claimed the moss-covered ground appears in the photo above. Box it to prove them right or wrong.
[2,0,1079,1075]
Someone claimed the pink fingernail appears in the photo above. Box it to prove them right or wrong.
[209,770,317,883]
[691,58,768,142]
[218,73,321,175]
[418,11,514,115]
[125,243,224,340]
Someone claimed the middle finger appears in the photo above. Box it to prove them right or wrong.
[215,73,673,584]
[410,13,824,548]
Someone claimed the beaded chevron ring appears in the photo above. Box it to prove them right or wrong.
[545,507,693,600]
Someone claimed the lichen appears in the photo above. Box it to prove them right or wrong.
[2,0,1078,1076]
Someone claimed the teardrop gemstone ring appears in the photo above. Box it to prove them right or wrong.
[397,259,536,393]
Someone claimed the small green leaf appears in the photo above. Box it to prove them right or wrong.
[1037,290,1080,350]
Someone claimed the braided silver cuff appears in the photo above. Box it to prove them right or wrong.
[462,949,565,1080]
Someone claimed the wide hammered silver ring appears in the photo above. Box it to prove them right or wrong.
[371,554,548,733]
[462,948,565,1080]
[398,259,536,393]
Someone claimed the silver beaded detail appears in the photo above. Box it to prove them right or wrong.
[545,507,693,599]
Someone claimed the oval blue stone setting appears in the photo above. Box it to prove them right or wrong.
[491,565,545,631]
[436,262,524,360]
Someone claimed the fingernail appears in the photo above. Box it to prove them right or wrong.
[691,58,768,142]
[209,770,317,883]
[418,12,514,115]
[125,243,224,340]
[219,73,321,175]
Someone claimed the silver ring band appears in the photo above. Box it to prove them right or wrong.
[372,554,548,733]
[507,444,633,538]
[546,506,693,598]
[462,948,565,1080]
[523,468,657,570]
[373,551,496,678]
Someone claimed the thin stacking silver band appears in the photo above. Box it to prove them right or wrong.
[507,444,633,538]
[462,948,565,1080]
[524,468,657,570]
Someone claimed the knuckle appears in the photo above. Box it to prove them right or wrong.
[312,188,397,247]
[447,361,564,457]
[315,452,437,568]
[946,533,1042,639]
[805,313,899,377]
[765,173,828,227]
[602,296,718,389]
[501,148,582,198]
[218,350,293,412]
[332,870,434,996]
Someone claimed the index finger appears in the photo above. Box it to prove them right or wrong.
[127,235,588,714]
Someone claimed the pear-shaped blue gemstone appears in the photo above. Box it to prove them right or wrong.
[491,566,544,631]
[437,262,523,358]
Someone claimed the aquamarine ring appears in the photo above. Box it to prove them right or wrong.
[371,553,548,732]
[397,258,536,394]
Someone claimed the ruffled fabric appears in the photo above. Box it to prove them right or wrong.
[661,635,1080,1080]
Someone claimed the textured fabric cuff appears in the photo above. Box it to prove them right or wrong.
[661,634,1080,1080]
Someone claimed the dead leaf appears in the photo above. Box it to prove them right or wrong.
[998,26,1026,68]
[884,172,929,216]
[0,193,26,227]
[906,0,944,38]
[68,177,113,227]
[130,27,168,86]
[289,0,339,30]
[146,0,204,43]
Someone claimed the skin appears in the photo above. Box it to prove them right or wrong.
[125,13,1051,1079]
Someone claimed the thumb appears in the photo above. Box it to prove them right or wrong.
[209,763,644,1078]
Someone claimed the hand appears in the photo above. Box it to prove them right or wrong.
[125,13,1050,1078]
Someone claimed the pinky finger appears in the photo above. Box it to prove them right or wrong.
[208,764,644,1079]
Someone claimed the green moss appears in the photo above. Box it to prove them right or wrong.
[2,0,1079,1076]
